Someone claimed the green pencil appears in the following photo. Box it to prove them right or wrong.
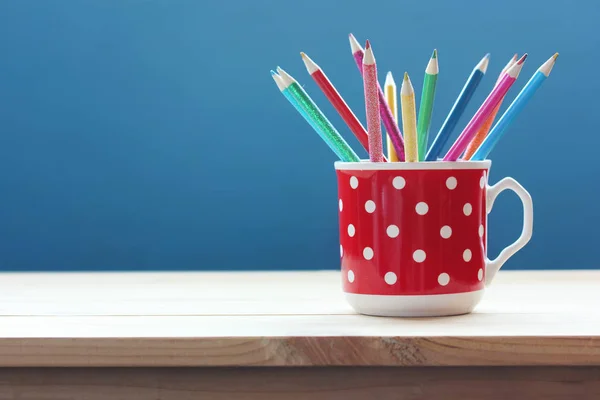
[417,49,439,160]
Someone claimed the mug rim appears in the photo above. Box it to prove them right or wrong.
[334,159,492,171]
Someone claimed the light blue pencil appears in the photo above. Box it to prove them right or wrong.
[425,54,489,161]
[471,53,559,161]
[270,70,360,162]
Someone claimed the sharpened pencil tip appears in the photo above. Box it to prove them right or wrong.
[400,72,414,95]
[300,52,319,74]
[476,53,490,73]
[553,52,559,60]
[385,71,395,86]
[432,49,437,59]
[517,53,528,64]
[365,39,371,49]
[512,53,518,61]
[271,70,286,91]
[348,33,363,54]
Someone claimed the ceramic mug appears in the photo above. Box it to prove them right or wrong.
[334,160,533,317]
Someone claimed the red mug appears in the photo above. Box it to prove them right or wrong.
[335,160,533,317]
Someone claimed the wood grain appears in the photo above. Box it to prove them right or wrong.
[0,270,599,367]
[0,367,598,400]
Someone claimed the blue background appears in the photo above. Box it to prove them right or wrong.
[0,0,596,271]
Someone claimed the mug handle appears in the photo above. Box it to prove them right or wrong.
[485,177,533,285]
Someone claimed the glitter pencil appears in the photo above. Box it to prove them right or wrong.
[471,53,559,161]
[362,40,384,162]
[463,54,518,160]
[384,72,399,161]
[349,34,405,161]
[443,54,528,161]
[401,72,418,162]
[425,54,489,161]
[300,52,385,160]
[416,49,439,161]
[272,69,360,162]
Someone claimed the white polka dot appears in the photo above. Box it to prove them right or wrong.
[348,270,355,283]
[392,176,406,189]
[339,199,343,212]
[386,225,400,238]
[440,225,452,239]
[363,247,374,260]
[340,245,343,258]
[463,203,472,216]
[350,176,359,189]
[479,224,484,238]
[438,273,450,286]
[480,174,486,189]
[347,224,355,237]
[413,249,426,263]
[365,200,376,213]
[384,272,397,285]
[416,202,429,215]
[446,176,457,190]
[463,249,472,262]
[478,268,483,281]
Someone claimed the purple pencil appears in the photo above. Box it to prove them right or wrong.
[349,34,405,161]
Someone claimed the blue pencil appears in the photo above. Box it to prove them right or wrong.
[425,54,490,161]
[471,53,559,161]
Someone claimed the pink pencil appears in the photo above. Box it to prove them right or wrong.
[362,40,384,162]
[443,54,528,161]
[349,34,405,161]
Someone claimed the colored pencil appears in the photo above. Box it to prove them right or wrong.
[272,69,360,162]
[424,54,489,161]
[471,53,559,161]
[417,49,439,160]
[401,72,418,162]
[362,40,384,162]
[349,34,405,161]
[463,54,518,160]
[300,52,381,159]
[384,72,399,161]
[443,54,528,161]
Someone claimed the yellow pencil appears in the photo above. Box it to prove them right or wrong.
[384,72,399,162]
[401,72,418,162]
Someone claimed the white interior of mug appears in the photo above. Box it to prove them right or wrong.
[334,160,492,171]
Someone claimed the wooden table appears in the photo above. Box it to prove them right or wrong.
[0,270,599,399]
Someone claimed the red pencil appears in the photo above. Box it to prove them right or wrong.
[362,40,384,162]
[301,52,385,160]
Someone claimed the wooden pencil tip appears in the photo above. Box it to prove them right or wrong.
[365,39,371,49]
[300,52,306,58]
[385,71,395,86]
[348,33,363,54]
[517,53,528,65]
[432,49,437,59]
[553,52,559,60]
[403,71,409,81]
[512,53,518,61]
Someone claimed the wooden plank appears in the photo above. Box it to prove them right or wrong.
[0,367,598,400]
[0,318,599,366]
